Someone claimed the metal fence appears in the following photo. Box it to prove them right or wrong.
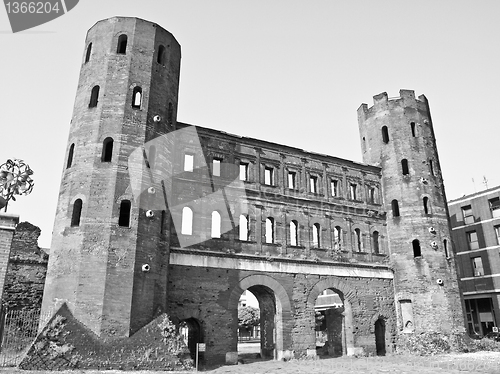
[0,308,40,367]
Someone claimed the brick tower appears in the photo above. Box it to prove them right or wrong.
[41,17,181,337]
[357,90,465,335]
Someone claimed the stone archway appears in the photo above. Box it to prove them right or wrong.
[369,310,392,355]
[374,318,386,356]
[179,317,203,359]
[307,278,356,356]
[227,274,293,361]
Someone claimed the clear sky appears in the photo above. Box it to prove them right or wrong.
[1,1,499,249]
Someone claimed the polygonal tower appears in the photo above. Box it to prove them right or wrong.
[357,90,465,336]
[41,17,181,337]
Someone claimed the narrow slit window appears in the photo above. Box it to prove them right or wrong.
[410,122,416,137]
[67,143,75,169]
[443,239,449,258]
[181,207,193,235]
[392,199,400,217]
[211,211,221,238]
[71,199,83,227]
[118,200,131,227]
[401,159,409,175]
[101,137,113,162]
[355,228,362,252]
[132,87,142,109]
[412,239,421,257]
[239,215,249,241]
[429,159,435,176]
[290,220,298,246]
[117,34,128,54]
[265,217,274,244]
[312,223,320,248]
[381,126,389,143]
[373,231,380,254]
[157,45,166,65]
[495,226,500,245]
[85,42,92,63]
[423,197,429,214]
[160,210,166,234]
[89,85,99,107]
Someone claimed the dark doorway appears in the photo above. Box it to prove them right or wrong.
[179,318,203,359]
[375,318,386,356]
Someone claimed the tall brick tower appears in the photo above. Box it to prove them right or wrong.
[357,90,465,336]
[41,17,181,337]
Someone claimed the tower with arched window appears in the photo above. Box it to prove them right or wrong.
[357,90,465,336]
[41,17,182,338]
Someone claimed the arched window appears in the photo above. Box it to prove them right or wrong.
[334,226,342,249]
[423,197,429,214]
[167,102,173,124]
[148,145,156,169]
[67,143,75,169]
[392,199,400,217]
[117,34,128,54]
[89,85,99,107]
[71,199,82,227]
[410,122,416,137]
[443,239,449,258]
[157,45,166,65]
[118,200,131,227]
[412,239,421,257]
[85,43,92,63]
[312,223,320,248]
[290,220,298,246]
[381,126,389,143]
[211,211,221,238]
[101,137,113,162]
[181,207,193,235]
[401,159,409,175]
[355,228,362,252]
[132,87,142,109]
[373,231,380,254]
[265,217,274,244]
[239,215,249,241]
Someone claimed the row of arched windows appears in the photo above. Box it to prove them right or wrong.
[84,35,167,65]
[179,207,382,253]
[411,238,450,258]
[391,198,431,217]
[381,122,418,144]
[71,199,132,228]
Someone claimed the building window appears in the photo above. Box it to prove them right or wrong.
[290,220,298,246]
[472,257,484,277]
[401,159,409,175]
[239,162,249,181]
[462,205,474,224]
[400,300,414,332]
[412,239,421,257]
[410,122,416,137]
[184,154,194,172]
[334,226,342,250]
[331,179,340,197]
[355,228,362,252]
[167,102,173,124]
[212,158,221,177]
[310,176,318,194]
[312,223,320,248]
[67,143,75,169]
[423,197,429,215]
[349,183,357,200]
[132,87,142,109]
[89,85,99,107]
[429,159,435,177]
[101,137,113,162]
[239,215,249,241]
[381,126,389,143]
[288,171,296,189]
[85,42,92,63]
[265,217,274,244]
[392,199,400,217]
[157,45,166,65]
[467,231,479,250]
[264,166,274,185]
[117,34,128,54]
[71,199,83,227]
[118,200,131,227]
[181,207,193,235]
[373,231,380,254]
[489,198,500,218]
[368,186,377,204]
[443,239,449,258]
[211,211,221,238]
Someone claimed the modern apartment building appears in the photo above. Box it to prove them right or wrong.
[448,186,500,336]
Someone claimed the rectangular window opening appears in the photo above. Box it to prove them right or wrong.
[288,171,296,190]
[239,163,249,181]
[489,197,500,218]
[462,205,474,225]
[310,176,317,194]
[331,180,339,197]
[184,154,194,172]
[472,257,484,277]
[349,183,357,200]
[212,158,221,177]
[467,231,479,250]
[264,167,274,186]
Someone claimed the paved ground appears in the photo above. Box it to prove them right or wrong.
[0,351,499,373]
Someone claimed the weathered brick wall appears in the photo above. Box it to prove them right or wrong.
[0,214,19,305]
[3,221,48,311]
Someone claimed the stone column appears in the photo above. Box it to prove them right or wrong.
[0,213,19,304]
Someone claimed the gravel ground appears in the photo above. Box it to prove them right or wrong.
[0,351,499,374]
